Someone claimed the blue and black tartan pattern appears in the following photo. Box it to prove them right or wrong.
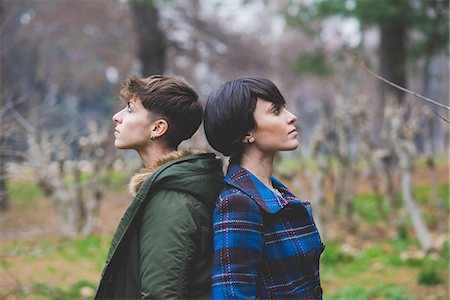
[212,164,325,299]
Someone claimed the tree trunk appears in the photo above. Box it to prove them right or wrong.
[381,159,397,211]
[51,188,79,238]
[374,5,408,142]
[130,1,166,76]
[421,56,444,209]
[312,155,326,236]
[366,163,385,219]
[379,23,407,104]
[80,182,102,236]
[400,168,433,251]
[333,167,343,215]
[0,0,8,212]
[425,156,443,209]
[342,164,354,222]
[0,148,7,211]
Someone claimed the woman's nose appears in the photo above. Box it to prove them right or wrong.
[112,110,122,124]
[287,110,297,124]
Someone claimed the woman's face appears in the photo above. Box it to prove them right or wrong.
[249,98,298,154]
[112,97,153,150]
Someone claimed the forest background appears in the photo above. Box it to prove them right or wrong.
[0,0,449,299]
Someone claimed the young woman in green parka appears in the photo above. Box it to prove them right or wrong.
[95,75,224,299]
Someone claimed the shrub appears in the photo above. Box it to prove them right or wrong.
[417,258,442,285]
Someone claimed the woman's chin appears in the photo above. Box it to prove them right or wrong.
[288,142,299,151]
[114,141,128,149]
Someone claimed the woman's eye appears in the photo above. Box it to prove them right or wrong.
[272,105,281,114]
[127,102,132,112]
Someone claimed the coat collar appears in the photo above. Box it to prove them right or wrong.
[129,149,207,196]
[224,164,300,214]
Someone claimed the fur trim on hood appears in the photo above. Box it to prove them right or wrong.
[128,149,207,196]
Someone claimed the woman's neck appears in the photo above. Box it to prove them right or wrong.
[138,143,175,168]
[240,150,275,189]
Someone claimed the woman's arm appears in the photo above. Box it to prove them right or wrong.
[139,190,198,299]
[212,193,264,299]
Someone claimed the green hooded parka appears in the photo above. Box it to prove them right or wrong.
[95,150,223,299]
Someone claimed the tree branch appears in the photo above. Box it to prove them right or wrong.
[8,99,35,133]
[354,55,450,111]
[433,110,450,123]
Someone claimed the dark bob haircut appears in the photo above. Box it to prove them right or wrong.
[204,76,286,159]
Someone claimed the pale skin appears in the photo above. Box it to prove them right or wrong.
[240,98,298,191]
[112,96,174,167]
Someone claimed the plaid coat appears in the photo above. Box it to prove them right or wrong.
[212,164,324,299]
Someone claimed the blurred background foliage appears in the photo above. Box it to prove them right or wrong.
[0,0,449,299]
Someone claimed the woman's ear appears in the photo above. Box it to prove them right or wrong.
[242,132,255,144]
[150,119,169,140]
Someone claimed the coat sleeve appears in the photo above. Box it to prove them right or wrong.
[212,193,264,299]
[139,189,199,299]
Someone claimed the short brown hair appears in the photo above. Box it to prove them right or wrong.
[119,75,202,148]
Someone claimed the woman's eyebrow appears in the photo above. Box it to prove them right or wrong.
[128,98,139,108]
[268,103,279,111]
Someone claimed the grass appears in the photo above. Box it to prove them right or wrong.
[1,235,110,266]
[0,235,111,299]
[6,181,44,208]
[5,170,129,208]
[326,284,417,300]
[319,181,449,299]
[351,183,449,225]
[321,237,449,299]
[10,280,98,299]
[62,169,130,193]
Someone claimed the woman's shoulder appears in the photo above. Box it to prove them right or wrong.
[219,183,248,198]
[216,184,261,211]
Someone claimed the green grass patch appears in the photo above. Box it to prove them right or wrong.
[438,184,450,210]
[1,235,110,270]
[56,235,110,269]
[13,280,97,299]
[0,235,110,299]
[1,239,57,258]
[343,245,387,276]
[351,183,449,225]
[62,170,129,193]
[6,169,129,207]
[353,193,387,223]
[321,242,355,266]
[322,236,448,299]
[6,181,44,206]
[278,155,313,172]
[107,170,129,192]
[417,259,442,285]
[326,284,417,300]
[327,283,416,300]
[321,243,389,278]
[414,184,449,208]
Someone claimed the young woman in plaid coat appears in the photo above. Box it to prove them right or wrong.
[204,77,325,299]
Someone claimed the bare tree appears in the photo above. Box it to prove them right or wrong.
[25,121,116,237]
[384,97,434,251]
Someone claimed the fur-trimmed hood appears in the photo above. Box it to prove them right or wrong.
[128,149,217,197]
